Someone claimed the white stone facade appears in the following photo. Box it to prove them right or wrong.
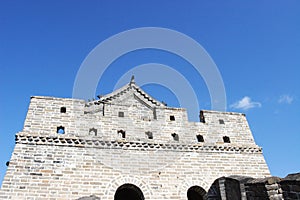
[0,79,270,199]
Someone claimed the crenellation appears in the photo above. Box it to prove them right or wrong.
[2,78,293,200]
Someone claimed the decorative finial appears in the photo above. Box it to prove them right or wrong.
[130,75,135,85]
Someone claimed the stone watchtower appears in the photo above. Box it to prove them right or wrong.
[0,77,270,199]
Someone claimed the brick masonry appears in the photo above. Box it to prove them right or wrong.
[0,79,272,199]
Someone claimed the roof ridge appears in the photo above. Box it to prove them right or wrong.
[95,78,164,107]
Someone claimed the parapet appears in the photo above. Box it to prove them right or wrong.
[22,79,258,148]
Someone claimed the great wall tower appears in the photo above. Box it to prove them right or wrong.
[1,77,299,199]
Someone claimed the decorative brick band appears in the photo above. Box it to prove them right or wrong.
[15,134,262,153]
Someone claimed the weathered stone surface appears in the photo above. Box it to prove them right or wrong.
[283,173,300,181]
[281,173,300,200]
[0,80,273,199]
[248,176,282,185]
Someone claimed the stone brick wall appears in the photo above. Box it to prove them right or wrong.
[23,96,85,136]
[22,86,258,147]
[203,174,300,200]
[0,82,272,199]
[0,137,270,199]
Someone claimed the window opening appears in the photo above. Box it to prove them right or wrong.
[118,111,124,117]
[219,119,225,124]
[171,133,179,141]
[145,131,153,139]
[117,130,126,138]
[223,136,231,143]
[196,134,204,142]
[170,115,175,121]
[57,126,65,134]
[89,128,97,136]
[60,107,66,113]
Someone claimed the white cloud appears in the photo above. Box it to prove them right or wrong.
[278,95,293,104]
[230,96,262,110]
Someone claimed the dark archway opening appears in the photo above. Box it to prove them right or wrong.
[187,186,207,200]
[114,183,144,200]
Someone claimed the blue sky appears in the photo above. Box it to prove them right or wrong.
[0,1,299,185]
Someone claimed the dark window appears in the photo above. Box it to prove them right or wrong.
[117,130,126,138]
[219,119,225,124]
[89,128,97,136]
[60,107,66,113]
[118,111,124,117]
[223,136,231,143]
[196,134,204,142]
[171,133,179,141]
[170,115,175,121]
[57,126,65,134]
[145,131,153,139]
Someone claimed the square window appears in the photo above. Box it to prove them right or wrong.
[89,128,97,136]
[196,134,204,142]
[118,112,124,117]
[223,136,231,143]
[145,131,153,139]
[170,115,175,121]
[57,126,65,134]
[60,107,66,113]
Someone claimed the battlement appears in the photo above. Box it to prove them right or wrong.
[1,78,271,199]
[23,80,257,148]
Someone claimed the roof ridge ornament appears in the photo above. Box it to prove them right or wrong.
[129,75,135,85]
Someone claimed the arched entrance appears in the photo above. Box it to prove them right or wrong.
[114,183,145,200]
[187,186,207,200]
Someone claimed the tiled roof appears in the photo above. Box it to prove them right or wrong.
[97,76,165,107]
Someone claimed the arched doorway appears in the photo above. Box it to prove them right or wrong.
[187,186,207,200]
[114,183,145,200]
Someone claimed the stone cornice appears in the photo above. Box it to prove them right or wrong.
[15,133,262,154]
